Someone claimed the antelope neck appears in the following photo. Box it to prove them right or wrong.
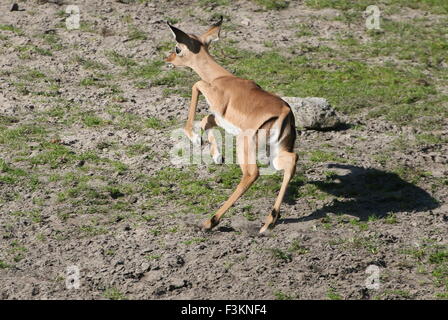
[190,52,232,83]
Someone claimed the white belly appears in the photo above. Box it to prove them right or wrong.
[213,112,241,136]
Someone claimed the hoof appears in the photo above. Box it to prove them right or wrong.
[202,216,219,231]
[184,129,202,146]
[192,133,202,146]
[259,224,270,234]
[213,153,223,164]
[259,211,280,233]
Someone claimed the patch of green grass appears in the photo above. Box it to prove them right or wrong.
[79,224,108,237]
[327,288,342,300]
[346,236,381,254]
[368,215,380,223]
[0,115,18,125]
[145,117,163,129]
[29,142,76,169]
[269,248,292,262]
[309,150,345,163]
[242,205,256,221]
[253,0,289,10]
[288,240,310,255]
[111,161,129,174]
[106,51,137,67]
[0,124,46,146]
[74,56,107,70]
[305,0,448,14]
[415,133,446,145]
[127,25,147,41]
[402,242,448,296]
[128,59,195,96]
[146,254,162,260]
[152,69,190,87]
[35,33,64,51]
[429,250,448,264]
[166,17,180,25]
[0,159,28,184]
[134,80,150,89]
[274,290,296,300]
[0,260,11,269]
[129,60,163,78]
[156,40,173,54]
[81,113,108,127]
[384,213,398,224]
[0,24,24,35]
[79,73,115,89]
[383,289,413,299]
[22,69,46,81]
[215,44,443,129]
[107,186,125,199]
[147,117,178,130]
[295,23,315,37]
[9,241,27,262]
[144,167,222,215]
[349,218,369,231]
[103,288,127,300]
[299,183,328,201]
[33,47,52,56]
[199,0,230,7]
[126,143,152,157]
[79,21,96,33]
[11,81,30,95]
[436,292,448,299]
[10,210,42,223]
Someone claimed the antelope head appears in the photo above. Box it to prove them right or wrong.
[165,16,223,68]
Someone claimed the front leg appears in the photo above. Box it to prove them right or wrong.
[184,80,223,145]
[184,81,202,145]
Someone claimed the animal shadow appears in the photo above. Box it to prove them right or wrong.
[283,163,439,223]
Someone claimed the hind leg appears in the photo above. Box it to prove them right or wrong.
[202,162,259,230]
[203,133,259,230]
[200,115,223,164]
[259,150,298,233]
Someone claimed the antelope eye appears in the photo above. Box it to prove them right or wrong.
[175,46,181,54]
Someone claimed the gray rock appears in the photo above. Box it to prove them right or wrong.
[165,254,185,268]
[168,278,188,291]
[282,97,342,130]
[141,262,150,272]
[241,18,251,26]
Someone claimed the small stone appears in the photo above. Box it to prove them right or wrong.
[31,286,40,296]
[241,18,251,26]
[141,262,150,272]
[168,278,189,291]
[153,286,166,296]
[166,254,185,268]
[114,260,124,266]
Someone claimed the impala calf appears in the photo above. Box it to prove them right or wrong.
[165,17,298,233]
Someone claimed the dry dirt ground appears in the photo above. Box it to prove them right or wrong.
[0,0,447,300]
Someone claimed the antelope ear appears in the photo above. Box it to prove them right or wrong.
[167,21,201,53]
[200,16,223,47]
